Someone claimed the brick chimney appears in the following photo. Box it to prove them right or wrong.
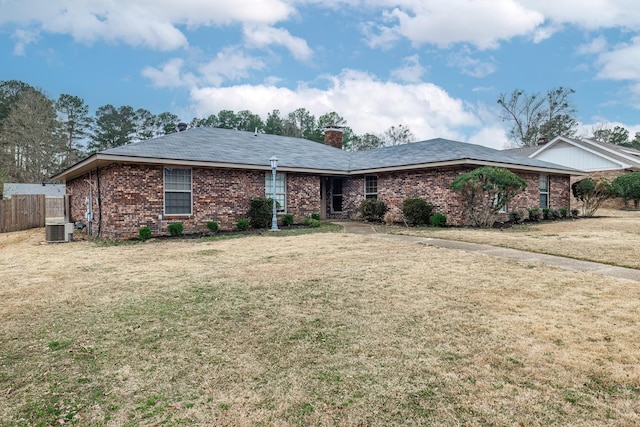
[324,127,343,149]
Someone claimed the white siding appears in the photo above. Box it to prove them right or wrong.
[535,142,622,172]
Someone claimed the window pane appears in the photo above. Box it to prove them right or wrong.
[539,175,549,192]
[265,172,286,212]
[165,168,191,191]
[540,194,549,209]
[165,192,191,215]
[365,176,377,194]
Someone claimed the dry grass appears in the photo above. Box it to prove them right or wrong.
[383,209,640,269]
[1,221,639,426]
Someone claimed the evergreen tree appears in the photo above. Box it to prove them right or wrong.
[264,109,285,135]
[89,104,137,153]
[0,87,64,182]
[56,94,93,165]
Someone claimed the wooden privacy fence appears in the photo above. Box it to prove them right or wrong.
[0,194,46,233]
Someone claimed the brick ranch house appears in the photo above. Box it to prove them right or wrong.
[51,127,578,239]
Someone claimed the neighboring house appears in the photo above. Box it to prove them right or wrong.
[51,127,578,239]
[3,183,66,199]
[507,135,640,208]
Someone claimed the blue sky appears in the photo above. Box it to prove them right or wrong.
[1,0,640,149]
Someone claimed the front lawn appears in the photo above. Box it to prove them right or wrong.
[1,224,639,425]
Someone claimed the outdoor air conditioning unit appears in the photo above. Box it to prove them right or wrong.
[45,222,74,243]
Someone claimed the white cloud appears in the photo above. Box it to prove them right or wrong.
[390,55,426,83]
[198,48,267,87]
[596,37,640,81]
[0,0,294,51]
[142,48,267,88]
[362,13,401,50]
[11,28,39,55]
[468,126,510,150]
[361,1,640,52]
[189,69,481,142]
[577,36,608,55]
[531,24,561,43]
[519,0,640,31]
[142,58,190,88]
[243,25,313,62]
[374,0,544,50]
[447,48,496,78]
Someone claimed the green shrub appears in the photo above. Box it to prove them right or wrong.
[551,209,562,220]
[236,219,250,231]
[303,218,320,227]
[430,213,447,227]
[310,212,321,221]
[559,208,568,218]
[528,207,541,222]
[282,214,294,226]
[450,166,527,228]
[206,221,219,233]
[138,226,152,241]
[248,197,275,229]
[402,198,433,226]
[572,177,614,217]
[167,222,183,237]
[542,208,552,220]
[359,199,388,222]
[613,172,640,209]
[571,208,579,218]
[509,210,526,224]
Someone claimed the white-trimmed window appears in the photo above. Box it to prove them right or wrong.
[365,176,378,199]
[540,174,550,208]
[265,172,286,212]
[164,167,192,215]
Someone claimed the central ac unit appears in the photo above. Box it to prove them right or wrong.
[45,223,74,243]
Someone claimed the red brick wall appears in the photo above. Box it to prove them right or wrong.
[67,171,101,234]
[510,172,571,212]
[66,162,573,238]
[374,167,468,225]
[340,167,571,226]
[66,163,323,239]
[287,174,321,220]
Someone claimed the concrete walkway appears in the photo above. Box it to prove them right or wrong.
[332,221,640,282]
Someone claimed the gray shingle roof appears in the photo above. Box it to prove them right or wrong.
[348,138,573,171]
[108,128,576,171]
[54,127,578,180]
[103,127,352,171]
